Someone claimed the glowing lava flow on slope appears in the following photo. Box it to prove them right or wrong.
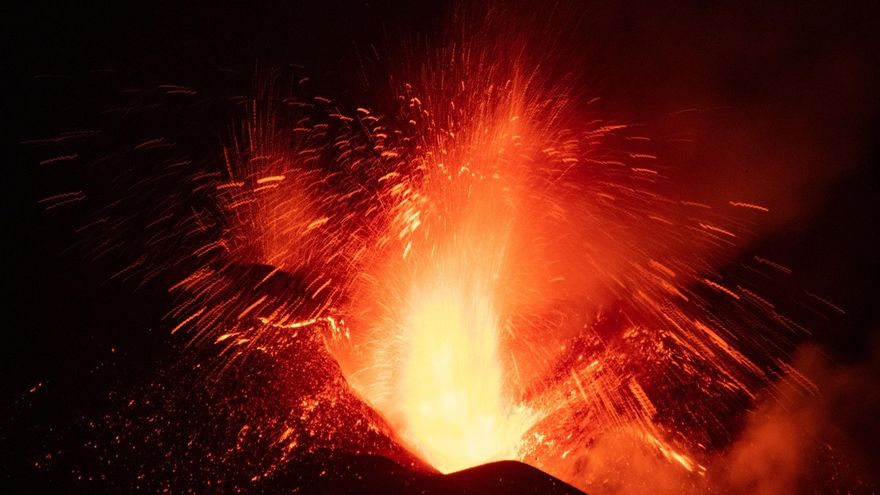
[38,5,829,492]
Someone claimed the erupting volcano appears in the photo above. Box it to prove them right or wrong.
[11,1,879,494]
[168,15,786,481]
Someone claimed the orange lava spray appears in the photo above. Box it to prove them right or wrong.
[41,4,828,492]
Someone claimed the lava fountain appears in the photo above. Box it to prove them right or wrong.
[35,3,829,492]
[386,252,534,472]
[334,41,577,470]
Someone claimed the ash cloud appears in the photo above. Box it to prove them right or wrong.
[717,339,880,494]
[572,337,880,494]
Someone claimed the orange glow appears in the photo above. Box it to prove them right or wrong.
[390,263,536,472]
[72,7,822,490]
[341,103,543,471]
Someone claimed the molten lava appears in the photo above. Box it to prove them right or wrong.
[394,268,534,472]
